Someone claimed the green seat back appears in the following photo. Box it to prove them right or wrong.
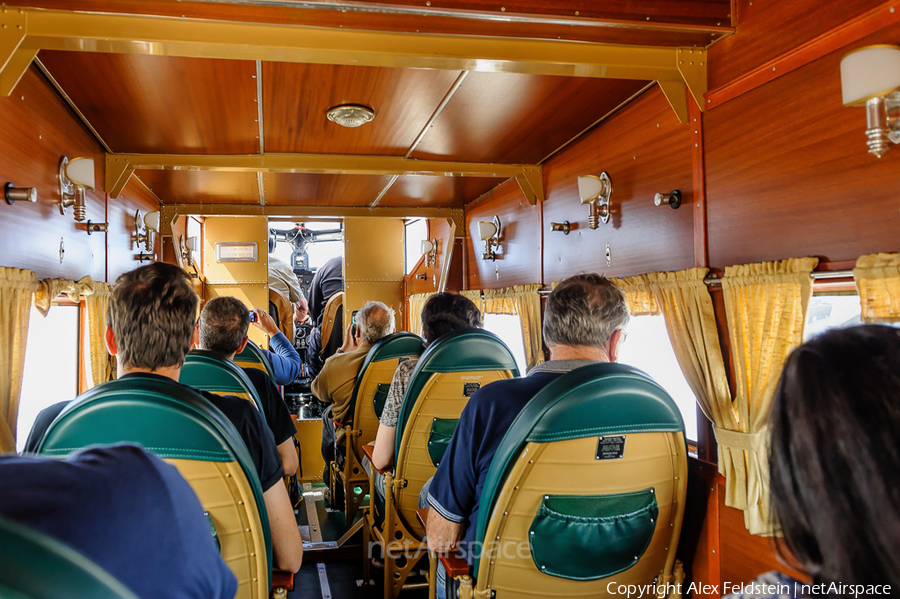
[35,376,273,588]
[473,363,685,577]
[393,328,519,460]
[235,340,276,381]
[181,350,265,413]
[350,331,425,417]
[0,516,139,599]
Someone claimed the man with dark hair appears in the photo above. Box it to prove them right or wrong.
[424,274,628,598]
[104,263,303,573]
[311,301,396,482]
[197,296,299,477]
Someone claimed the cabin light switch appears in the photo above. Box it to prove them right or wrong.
[605,242,612,267]
[59,237,65,264]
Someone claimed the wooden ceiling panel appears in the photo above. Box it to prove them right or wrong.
[38,51,260,154]
[135,171,259,204]
[378,175,501,208]
[9,1,732,47]
[263,63,460,155]
[263,173,394,206]
[411,74,649,164]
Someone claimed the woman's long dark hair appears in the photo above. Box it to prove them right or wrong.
[769,325,900,587]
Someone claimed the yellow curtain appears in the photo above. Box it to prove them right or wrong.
[853,253,900,323]
[646,267,737,437]
[483,284,544,371]
[610,274,660,316]
[78,276,113,388]
[408,292,436,337]
[459,289,484,314]
[0,268,40,452]
[33,278,82,316]
[720,257,818,535]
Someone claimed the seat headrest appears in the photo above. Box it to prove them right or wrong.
[182,350,265,413]
[350,331,425,411]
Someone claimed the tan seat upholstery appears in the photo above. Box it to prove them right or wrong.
[319,291,343,355]
[331,332,425,525]
[269,288,293,343]
[364,328,519,599]
[35,377,273,599]
[428,363,688,599]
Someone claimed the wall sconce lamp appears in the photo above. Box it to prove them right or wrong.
[478,216,501,261]
[59,157,95,221]
[134,209,154,252]
[138,252,157,263]
[654,190,682,209]
[180,235,198,267]
[420,238,437,267]
[5,183,37,205]
[840,45,900,157]
[577,173,612,229]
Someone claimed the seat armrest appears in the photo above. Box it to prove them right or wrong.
[419,508,471,579]
[272,570,295,592]
[361,444,390,475]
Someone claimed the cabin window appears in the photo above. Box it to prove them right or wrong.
[482,313,528,375]
[17,304,80,452]
[618,315,698,442]
[804,293,862,341]
[404,218,429,275]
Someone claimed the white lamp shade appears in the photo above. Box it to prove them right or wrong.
[840,45,900,106]
[577,175,605,203]
[421,239,435,254]
[143,211,161,232]
[478,221,498,241]
[65,157,95,189]
[186,236,198,252]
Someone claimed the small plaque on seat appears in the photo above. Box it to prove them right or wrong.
[463,382,481,397]
[596,436,625,460]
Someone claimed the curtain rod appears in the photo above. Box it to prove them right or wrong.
[535,269,855,294]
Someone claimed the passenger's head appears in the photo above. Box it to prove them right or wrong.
[198,296,251,357]
[769,325,900,587]
[357,301,396,343]
[107,263,199,371]
[421,293,483,344]
[542,274,629,355]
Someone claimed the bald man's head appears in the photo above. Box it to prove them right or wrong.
[357,301,395,343]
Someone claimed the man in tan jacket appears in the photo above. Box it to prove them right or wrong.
[311,301,395,484]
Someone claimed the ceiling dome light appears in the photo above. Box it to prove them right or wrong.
[326,104,375,128]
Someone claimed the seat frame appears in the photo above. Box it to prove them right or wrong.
[329,332,425,525]
[424,363,688,599]
[35,376,273,599]
[363,328,519,599]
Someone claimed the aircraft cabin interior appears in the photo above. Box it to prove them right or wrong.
[1,1,899,598]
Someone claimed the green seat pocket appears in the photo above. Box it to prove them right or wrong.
[372,383,391,419]
[529,489,658,581]
[427,418,459,467]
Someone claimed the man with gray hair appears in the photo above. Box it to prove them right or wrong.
[424,274,629,598]
[311,301,396,477]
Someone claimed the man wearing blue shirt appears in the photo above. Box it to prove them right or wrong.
[251,308,305,385]
[424,274,629,598]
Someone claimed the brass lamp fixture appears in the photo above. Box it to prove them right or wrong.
[421,238,437,267]
[577,172,612,229]
[134,209,153,252]
[478,216,501,261]
[840,45,900,157]
[59,156,96,222]
[326,104,375,128]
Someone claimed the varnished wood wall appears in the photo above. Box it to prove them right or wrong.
[0,66,159,283]
[462,4,900,596]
